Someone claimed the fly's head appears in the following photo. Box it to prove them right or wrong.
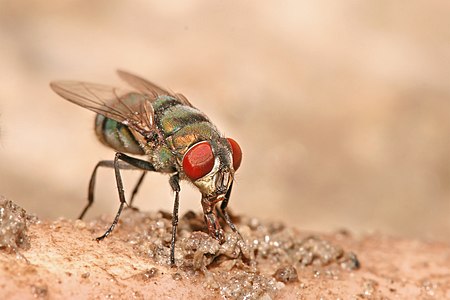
[182,137,242,199]
[182,137,242,241]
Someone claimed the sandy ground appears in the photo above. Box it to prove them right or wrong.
[1,197,449,299]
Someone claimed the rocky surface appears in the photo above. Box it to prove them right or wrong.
[0,200,448,299]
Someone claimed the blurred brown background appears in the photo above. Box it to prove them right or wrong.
[0,1,448,242]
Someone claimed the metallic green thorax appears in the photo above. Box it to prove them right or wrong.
[94,95,221,174]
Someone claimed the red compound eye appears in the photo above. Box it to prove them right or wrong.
[183,141,215,181]
[227,138,242,171]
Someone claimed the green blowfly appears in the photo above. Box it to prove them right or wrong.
[50,71,242,265]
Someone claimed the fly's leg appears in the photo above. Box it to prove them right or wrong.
[94,152,156,241]
[168,173,180,266]
[202,198,225,244]
[79,160,140,220]
[219,182,242,238]
[128,171,147,209]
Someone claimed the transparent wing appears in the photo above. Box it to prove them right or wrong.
[117,70,193,107]
[50,81,155,138]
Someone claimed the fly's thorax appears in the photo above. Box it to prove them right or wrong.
[95,114,145,155]
[154,97,210,138]
[166,122,221,164]
[152,95,180,112]
[150,95,220,173]
[147,144,177,173]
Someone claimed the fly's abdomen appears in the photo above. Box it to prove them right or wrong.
[95,114,145,155]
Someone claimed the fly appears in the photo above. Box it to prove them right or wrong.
[50,70,243,265]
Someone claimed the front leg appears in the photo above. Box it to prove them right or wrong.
[219,182,241,237]
[168,173,180,266]
[201,197,225,244]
